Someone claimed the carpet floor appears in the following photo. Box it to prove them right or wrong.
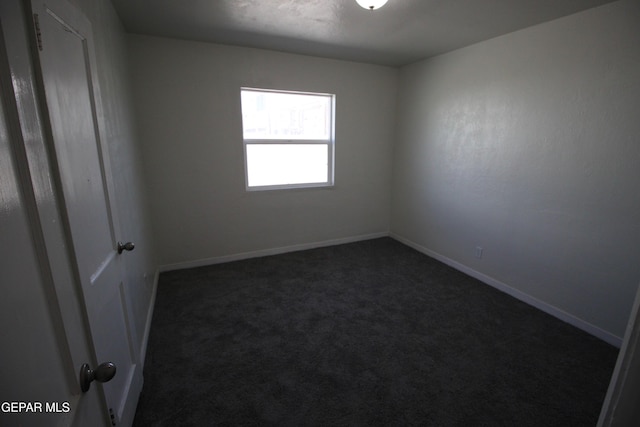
[133,237,618,426]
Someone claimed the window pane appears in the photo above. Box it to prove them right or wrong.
[246,144,328,187]
[241,89,332,140]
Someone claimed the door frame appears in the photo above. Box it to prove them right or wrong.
[598,282,640,426]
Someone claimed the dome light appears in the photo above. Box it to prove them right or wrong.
[355,0,389,11]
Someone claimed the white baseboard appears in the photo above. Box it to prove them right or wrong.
[390,233,622,348]
[158,232,390,273]
[138,268,159,366]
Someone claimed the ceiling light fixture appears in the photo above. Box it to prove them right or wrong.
[355,0,389,11]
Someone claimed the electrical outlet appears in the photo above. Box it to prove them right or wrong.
[475,246,483,259]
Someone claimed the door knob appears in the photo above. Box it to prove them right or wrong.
[79,362,116,392]
[117,241,135,254]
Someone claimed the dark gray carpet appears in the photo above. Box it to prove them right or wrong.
[133,237,617,426]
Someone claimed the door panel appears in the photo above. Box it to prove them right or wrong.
[39,14,115,281]
[31,0,142,424]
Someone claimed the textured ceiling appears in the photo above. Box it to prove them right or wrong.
[111,0,617,66]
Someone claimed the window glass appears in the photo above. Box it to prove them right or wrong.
[241,88,335,191]
[241,90,332,140]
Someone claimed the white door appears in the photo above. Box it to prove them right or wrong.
[2,20,98,426]
[30,0,142,424]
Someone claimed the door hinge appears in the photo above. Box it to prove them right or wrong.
[33,14,43,51]
[109,407,117,426]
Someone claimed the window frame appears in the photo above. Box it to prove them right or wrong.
[240,87,336,192]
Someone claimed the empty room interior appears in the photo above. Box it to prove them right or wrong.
[1,0,640,426]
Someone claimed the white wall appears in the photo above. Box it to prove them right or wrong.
[128,35,398,266]
[391,0,640,342]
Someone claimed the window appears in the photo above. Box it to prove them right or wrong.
[241,88,335,190]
